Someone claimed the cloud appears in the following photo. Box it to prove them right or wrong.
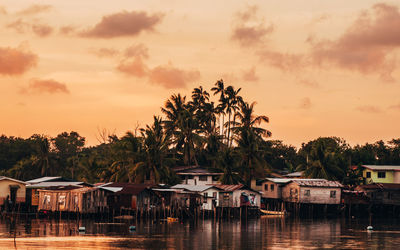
[81,10,163,38]
[258,50,307,72]
[6,19,30,33]
[0,6,7,15]
[124,44,149,59]
[16,4,52,16]
[299,97,312,109]
[59,25,77,35]
[32,24,53,37]
[389,103,400,110]
[356,105,382,113]
[90,48,119,58]
[242,67,259,82]
[7,19,54,37]
[149,63,200,89]
[231,5,273,46]
[22,79,69,94]
[0,46,37,75]
[117,58,149,77]
[309,3,400,81]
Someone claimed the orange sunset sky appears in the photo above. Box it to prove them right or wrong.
[0,0,399,147]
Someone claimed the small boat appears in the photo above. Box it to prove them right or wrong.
[260,209,287,216]
[167,217,178,222]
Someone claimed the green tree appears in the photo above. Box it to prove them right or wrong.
[297,137,348,181]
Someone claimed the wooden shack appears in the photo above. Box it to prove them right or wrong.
[102,183,160,211]
[214,184,261,208]
[281,179,343,204]
[171,184,222,210]
[355,183,400,205]
[38,186,110,213]
[0,176,27,210]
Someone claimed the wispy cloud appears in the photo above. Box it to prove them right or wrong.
[21,78,70,94]
[16,4,52,16]
[356,105,382,113]
[242,66,259,82]
[81,11,163,38]
[231,5,273,46]
[299,97,312,109]
[0,46,37,75]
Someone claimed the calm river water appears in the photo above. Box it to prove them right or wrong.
[0,216,399,249]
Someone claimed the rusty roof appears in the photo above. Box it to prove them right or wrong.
[213,184,246,192]
[291,179,343,188]
[356,183,400,190]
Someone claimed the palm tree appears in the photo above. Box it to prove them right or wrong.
[235,129,268,185]
[161,93,186,134]
[109,132,142,182]
[30,135,53,176]
[224,86,243,147]
[131,116,175,183]
[296,138,346,181]
[211,80,227,142]
[232,101,271,140]
[218,149,241,184]
[162,94,201,166]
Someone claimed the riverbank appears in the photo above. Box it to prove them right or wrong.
[1,216,400,249]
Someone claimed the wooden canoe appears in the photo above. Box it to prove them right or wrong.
[260,209,287,216]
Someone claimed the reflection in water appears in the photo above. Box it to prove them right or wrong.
[0,216,399,249]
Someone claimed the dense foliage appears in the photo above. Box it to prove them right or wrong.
[1,81,399,186]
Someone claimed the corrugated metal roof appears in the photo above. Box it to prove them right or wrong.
[357,183,400,190]
[99,187,123,193]
[102,183,154,195]
[265,178,326,184]
[362,165,400,171]
[26,176,63,184]
[175,167,223,175]
[213,184,245,192]
[0,176,27,185]
[28,181,84,188]
[171,184,220,192]
[284,171,303,177]
[291,179,343,188]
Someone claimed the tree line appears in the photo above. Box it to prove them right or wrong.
[1,80,400,186]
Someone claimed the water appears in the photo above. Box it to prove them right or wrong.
[0,216,399,249]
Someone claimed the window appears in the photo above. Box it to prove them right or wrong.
[203,192,208,198]
[378,172,386,178]
[212,176,219,181]
[330,191,336,198]
[223,193,230,200]
[264,184,268,191]
[366,172,371,178]
[212,192,217,198]
[59,195,65,206]
[199,175,208,181]
[270,184,275,191]
[304,190,310,196]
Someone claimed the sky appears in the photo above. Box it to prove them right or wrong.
[0,0,400,148]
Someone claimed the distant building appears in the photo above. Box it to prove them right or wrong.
[361,165,400,184]
[355,183,400,206]
[174,166,223,185]
[26,176,91,208]
[281,179,343,205]
[171,184,222,210]
[213,184,261,208]
[0,176,27,210]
